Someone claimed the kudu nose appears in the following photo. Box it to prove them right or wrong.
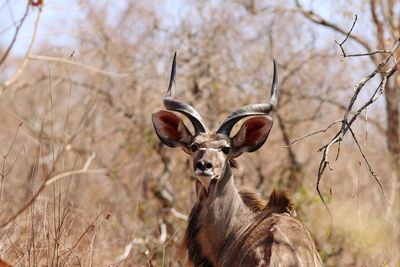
[196,161,213,171]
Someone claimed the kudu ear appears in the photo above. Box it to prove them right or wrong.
[230,116,273,154]
[152,110,194,150]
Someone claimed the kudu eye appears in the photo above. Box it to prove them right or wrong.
[221,146,230,154]
[190,143,199,152]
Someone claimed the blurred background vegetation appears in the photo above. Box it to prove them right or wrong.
[0,0,399,266]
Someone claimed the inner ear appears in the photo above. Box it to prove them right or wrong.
[231,116,273,153]
[152,110,193,148]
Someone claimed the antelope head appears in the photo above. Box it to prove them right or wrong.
[152,53,278,195]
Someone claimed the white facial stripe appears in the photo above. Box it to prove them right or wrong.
[198,148,220,152]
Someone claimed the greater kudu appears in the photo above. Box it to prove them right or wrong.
[152,53,322,267]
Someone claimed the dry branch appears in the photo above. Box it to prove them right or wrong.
[0,153,106,229]
[0,5,42,91]
[295,0,374,59]
[0,2,29,66]
[285,37,399,229]
[315,38,399,205]
[45,153,107,186]
[334,14,392,58]
[282,91,386,134]
[29,55,131,78]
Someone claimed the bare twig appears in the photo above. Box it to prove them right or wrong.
[45,153,107,186]
[334,14,358,57]
[159,219,167,244]
[29,55,131,78]
[0,164,43,229]
[284,119,342,147]
[286,37,399,229]
[344,41,400,123]
[282,91,386,133]
[339,50,391,58]
[0,5,42,91]
[0,152,106,229]
[45,169,107,186]
[334,14,391,58]
[295,0,374,59]
[162,230,179,266]
[346,121,388,201]
[314,38,400,207]
[0,2,29,65]
[58,212,103,261]
[0,122,23,208]
[167,208,188,221]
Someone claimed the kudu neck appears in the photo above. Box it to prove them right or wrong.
[196,162,252,265]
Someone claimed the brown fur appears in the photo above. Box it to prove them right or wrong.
[264,189,296,216]
[229,158,239,168]
[178,188,302,266]
[177,203,213,267]
[239,190,267,212]
[239,188,295,215]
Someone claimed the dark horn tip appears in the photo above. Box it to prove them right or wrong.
[270,59,278,107]
[166,52,177,97]
[172,51,177,68]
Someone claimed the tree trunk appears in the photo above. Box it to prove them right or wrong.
[385,77,400,266]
